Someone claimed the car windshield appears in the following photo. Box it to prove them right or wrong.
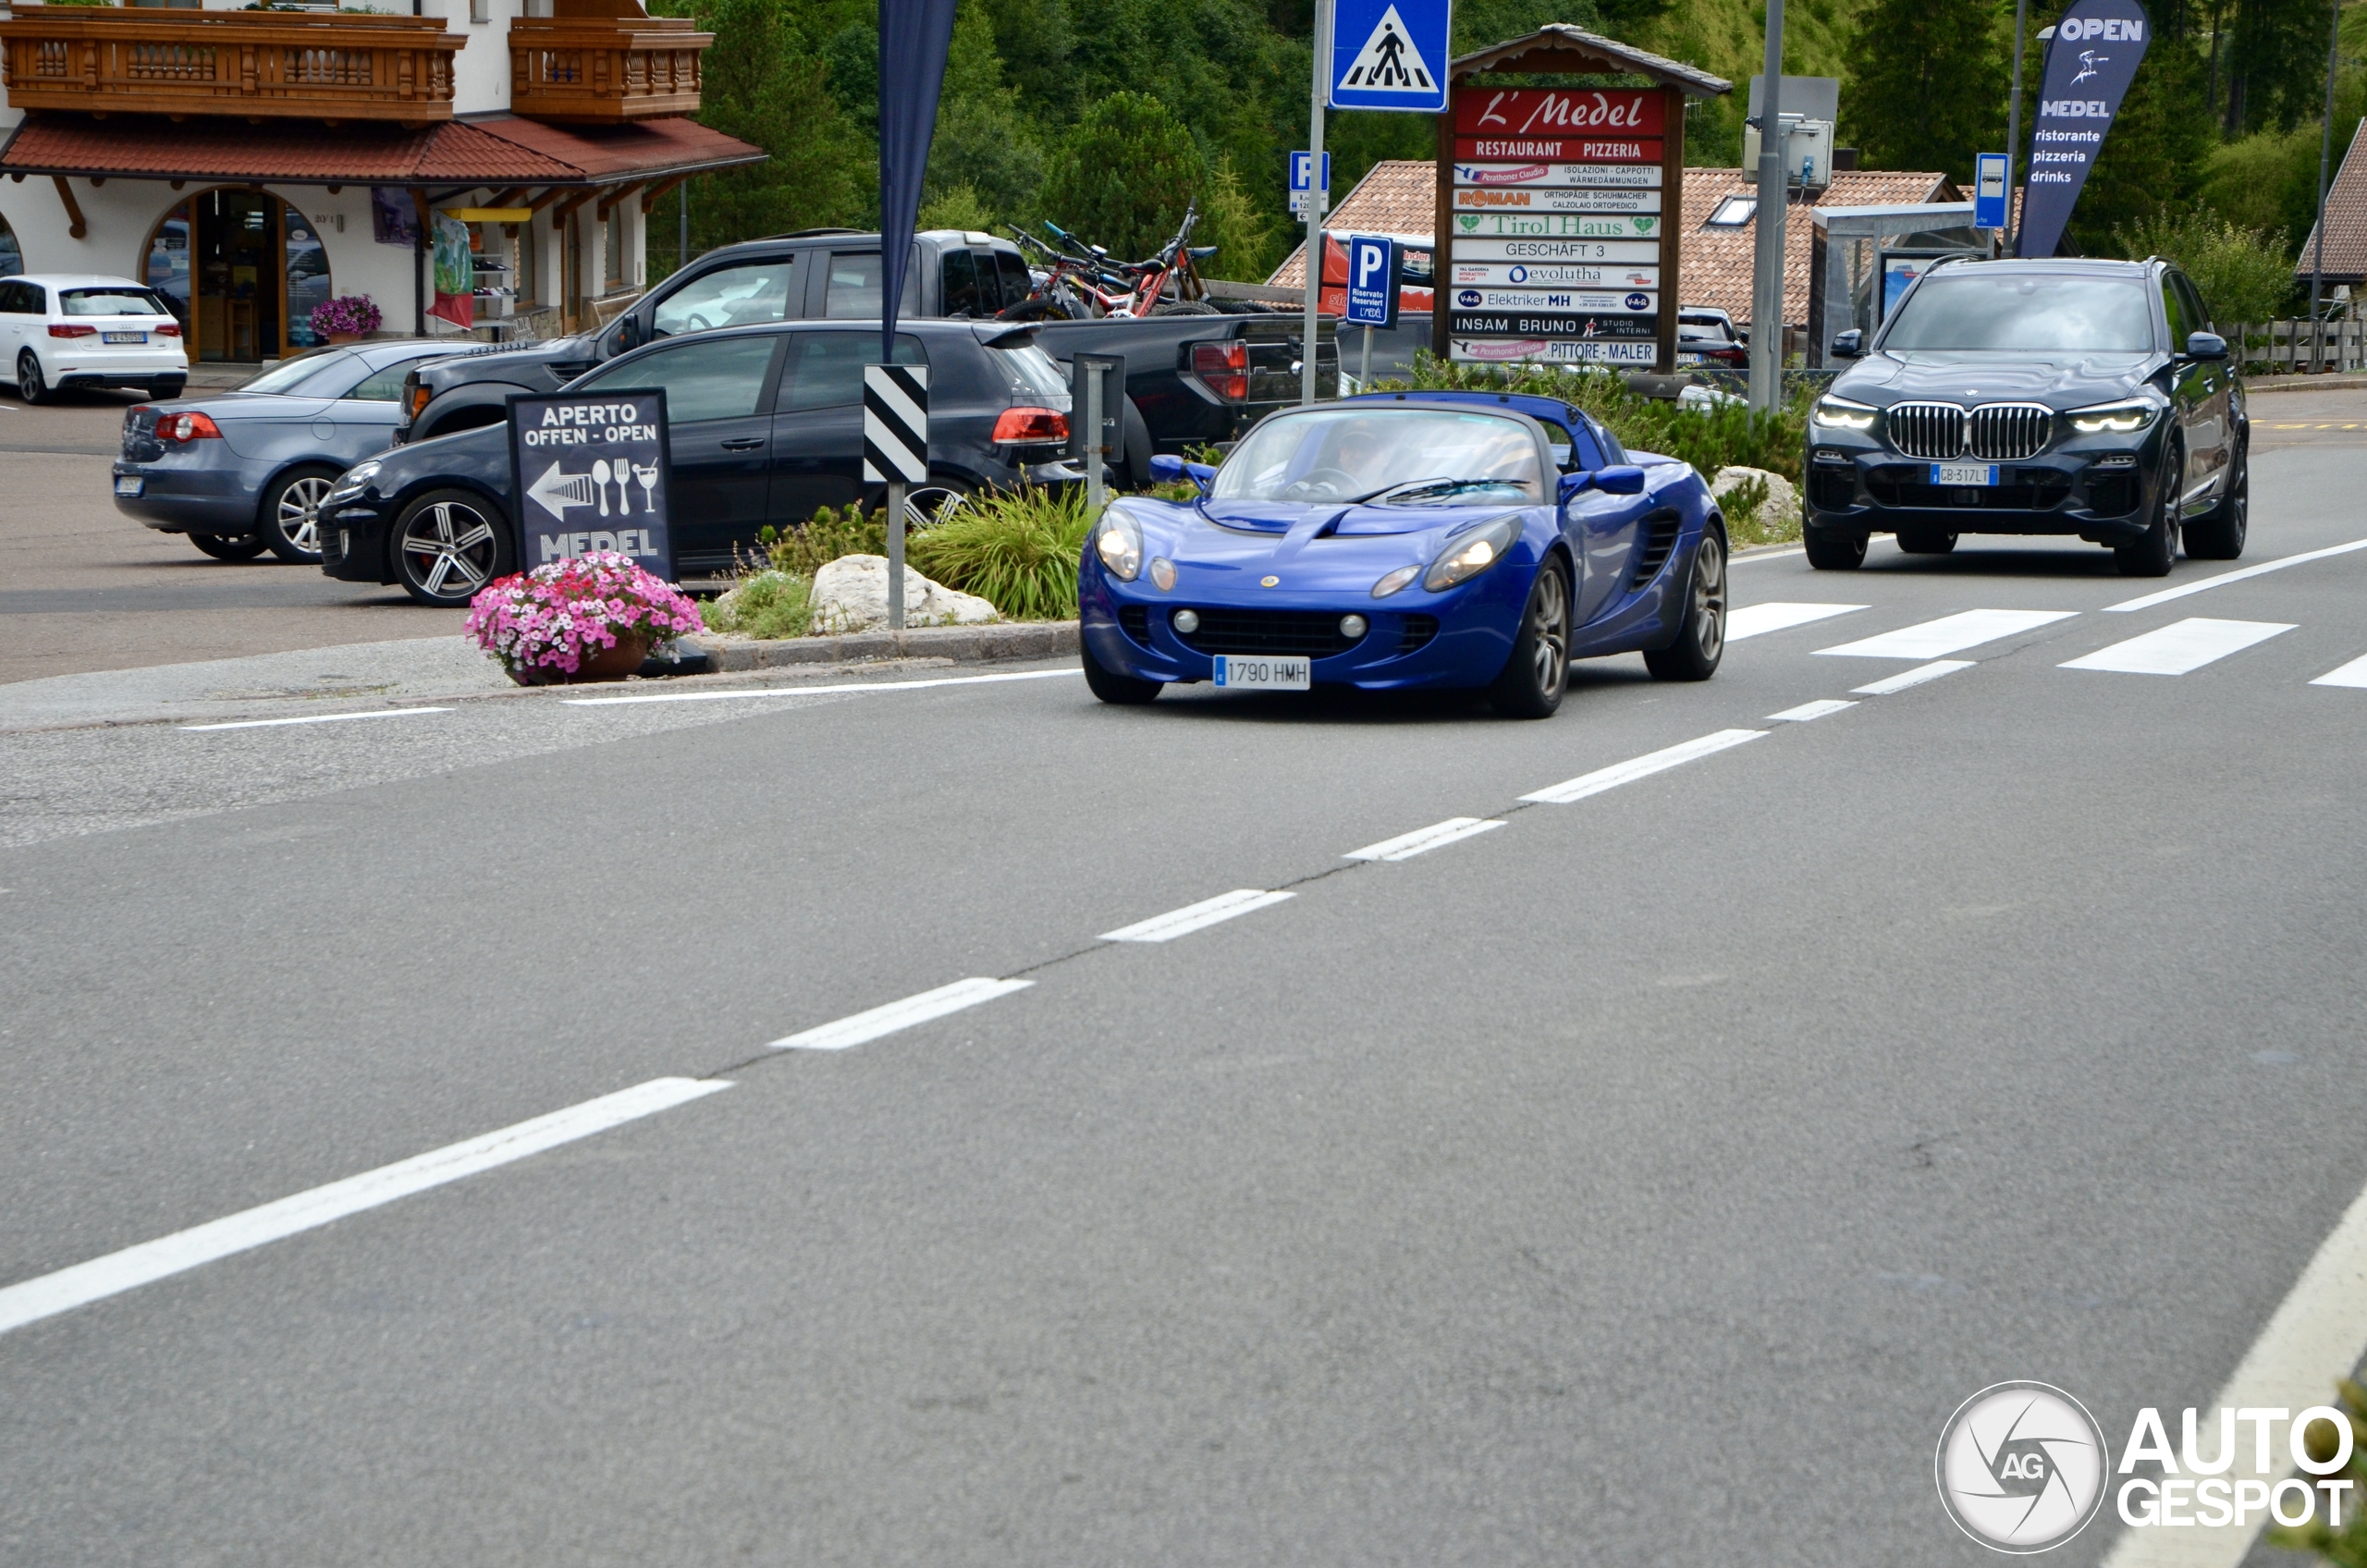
[1211,408,1542,505]
[60,286,173,317]
[234,349,359,396]
[1881,275,2156,352]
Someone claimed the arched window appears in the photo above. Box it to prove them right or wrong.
[0,213,22,278]
[140,190,332,361]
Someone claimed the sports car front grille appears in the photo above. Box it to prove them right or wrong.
[1628,509,1680,589]
[1396,614,1439,654]
[1969,403,2053,460]
[1886,402,1966,459]
[1886,401,2055,460]
[1117,605,1150,645]
[1173,607,1364,657]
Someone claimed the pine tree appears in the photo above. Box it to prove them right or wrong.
[1037,92,1210,260]
[1841,0,2010,184]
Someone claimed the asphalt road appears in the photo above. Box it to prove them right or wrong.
[4,423,2367,1564]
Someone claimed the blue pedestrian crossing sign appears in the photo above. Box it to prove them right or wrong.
[1330,0,1450,113]
[1974,153,2009,230]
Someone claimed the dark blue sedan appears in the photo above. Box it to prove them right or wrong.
[1080,391,1729,717]
[112,340,467,564]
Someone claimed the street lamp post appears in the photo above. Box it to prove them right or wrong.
[1748,0,1786,411]
[2006,0,2029,255]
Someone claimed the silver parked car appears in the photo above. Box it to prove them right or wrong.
[111,340,466,563]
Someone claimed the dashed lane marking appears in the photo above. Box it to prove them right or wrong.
[1519,729,1765,804]
[2059,618,2295,675]
[1767,699,1858,723]
[2103,539,2367,613]
[1850,660,1975,695]
[1814,608,2079,660]
[1725,602,1868,642]
[0,1078,731,1339]
[769,977,1033,1051]
[1101,888,1295,943]
[1344,816,1505,862]
[180,707,453,732]
[2309,653,2367,688]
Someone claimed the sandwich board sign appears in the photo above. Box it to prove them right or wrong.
[1330,0,1451,113]
[508,389,674,581]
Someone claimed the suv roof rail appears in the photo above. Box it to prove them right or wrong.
[754,227,868,240]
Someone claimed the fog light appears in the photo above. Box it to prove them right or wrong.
[1172,607,1200,633]
[1813,447,1851,465]
[1148,557,1176,591]
[1339,614,1367,640]
[2094,453,2137,470]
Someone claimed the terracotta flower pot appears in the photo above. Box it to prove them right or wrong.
[512,631,652,687]
[325,331,365,346]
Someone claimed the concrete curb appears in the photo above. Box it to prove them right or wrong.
[693,621,1079,671]
[2245,374,2367,394]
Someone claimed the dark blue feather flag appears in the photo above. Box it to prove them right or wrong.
[877,0,958,360]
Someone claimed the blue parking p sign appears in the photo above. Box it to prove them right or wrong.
[1344,234,1398,327]
[1329,0,1451,113]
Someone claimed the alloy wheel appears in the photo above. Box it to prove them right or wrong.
[1528,565,1569,696]
[400,499,499,600]
[1689,532,1727,663]
[276,475,333,555]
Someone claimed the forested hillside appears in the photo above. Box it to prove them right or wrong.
[655,0,2365,315]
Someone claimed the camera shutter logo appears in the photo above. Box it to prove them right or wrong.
[1936,1382,2111,1552]
[862,364,930,484]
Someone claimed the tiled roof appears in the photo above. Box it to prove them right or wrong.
[1451,23,1731,97]
[1268,159,1433,288]
[1271,162,1960,322]
[0,112,761,186]
[2294,118,2367,282]
[1678,167,1956,327]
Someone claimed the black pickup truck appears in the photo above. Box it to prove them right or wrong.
[394,227,1339,487]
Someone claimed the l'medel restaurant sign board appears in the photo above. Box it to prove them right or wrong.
[1430,27,1732,373]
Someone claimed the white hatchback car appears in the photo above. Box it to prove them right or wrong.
[0,274,188,403]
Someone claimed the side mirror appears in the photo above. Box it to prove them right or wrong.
[2186,330,2228,361]
[1184,460,1216,496]
[1558,465,1647,503]
[1149,452,1214,496]
[1830,328,1864,360]
[613,314,645,352]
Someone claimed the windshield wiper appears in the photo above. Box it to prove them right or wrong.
[1350,477,1527,505]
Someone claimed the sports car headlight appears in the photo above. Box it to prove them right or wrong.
[1422,516,1518,593]
[2068,398,2159,435]
[1811,395,1879,432]
[1094,509,1143,581]
[325,459,381,504]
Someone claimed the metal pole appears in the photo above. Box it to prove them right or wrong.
[2006,0,2029,256]
[2312,0,2339,342]
[1301,2,1331,406]
[1748,0,1785,410]
[1361,323,1372,388]
[887,479,906,630]
[1084,365,1106,519]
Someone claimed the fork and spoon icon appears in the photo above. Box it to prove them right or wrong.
[587,459,661,515]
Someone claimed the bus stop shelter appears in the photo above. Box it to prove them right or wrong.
[1807,202,1997,366]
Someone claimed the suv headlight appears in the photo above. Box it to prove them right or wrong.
[1423,515,1518,592]
[2067,398,2160,435]
[325,459,381,504]
[1094,508,1143,581]
[1811,395,1879,432]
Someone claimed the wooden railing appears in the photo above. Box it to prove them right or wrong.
[2219,318,2366,375]
[509,15,705,122]
[0,4,462,123]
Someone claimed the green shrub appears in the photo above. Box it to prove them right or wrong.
[702,569,814,640]
[1392,354,1812,484]
[754,503,886,577]
[907,486,1093,620]
[2117,205,2298,325]
[2269,1380,2367,1566]
[1038,92,1208,262]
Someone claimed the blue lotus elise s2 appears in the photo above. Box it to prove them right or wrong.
[1079,391,1731,717]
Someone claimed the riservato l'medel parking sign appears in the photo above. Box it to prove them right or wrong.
[506,389,676,582]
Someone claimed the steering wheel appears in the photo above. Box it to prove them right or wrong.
[684,312,715,331]
[1282,466,1359,500]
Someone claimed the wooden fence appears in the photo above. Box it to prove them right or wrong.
[2220,319,2366,375]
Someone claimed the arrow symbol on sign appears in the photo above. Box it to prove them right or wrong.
[527,459,596,521]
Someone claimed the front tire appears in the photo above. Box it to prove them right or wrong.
[1644,530,1726,681]
[17,350,55,405]
[2183,438,2248,559]
[190,532,268,561]
[1804,528,1867,570]
[260,466,339,563]
[1488,558,1571,717]
[2116,442,2182,577]
[1082,636,1163,704]
[392,489,511,607]
[1895,528,1958,555]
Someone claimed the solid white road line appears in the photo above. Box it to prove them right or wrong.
[2098,1171,2367,1568]
[1343,816,1505,862]
[1814,608,2079,660]
[1724,602,1869,643]
[0,1077,730,1340]
[769,976,1034,1051]
[1767,699,1858,723]
[2059,617,2295,675]
[1730,545,1808,565]
[2309,652,2367,688]
[566,668,1082,707]
[1101,888,1294,943]
[1850,660,1975,695]
[1519,729,1764,804]
[2103,537,2367,613]
[180,706,453,732]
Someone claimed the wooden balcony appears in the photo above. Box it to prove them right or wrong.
[0,4,462,125]
[509,3,706,124]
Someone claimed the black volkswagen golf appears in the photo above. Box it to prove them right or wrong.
[1803,257,2248,576]
[318,318,1082,606]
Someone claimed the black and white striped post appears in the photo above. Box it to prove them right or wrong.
[863,363,929,630]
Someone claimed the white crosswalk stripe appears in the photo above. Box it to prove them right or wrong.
[1724,602,1867,643]
[2059,618,2294,676]
[2309,653,2367,689]
[1815,608,2079,660]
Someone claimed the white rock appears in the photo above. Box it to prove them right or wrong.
[807,554,1000,635]
[1709,465,1799,533]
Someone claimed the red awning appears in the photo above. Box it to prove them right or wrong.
[0,112,762,188]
